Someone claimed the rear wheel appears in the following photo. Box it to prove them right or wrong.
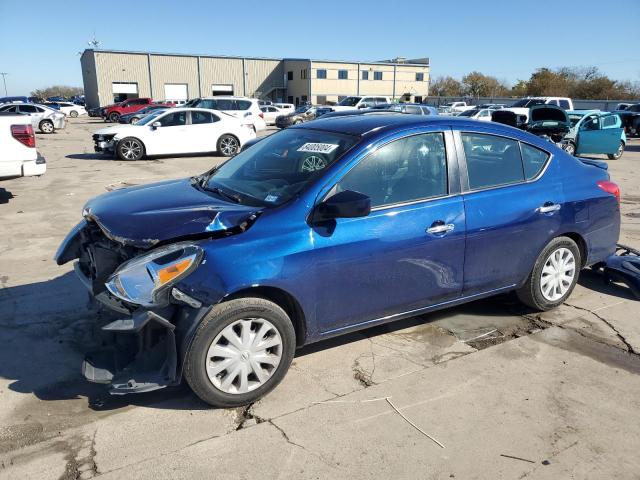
[39,120,54,134]
[517,236,581,311]
[69,110,79,118]
[217,134,240,156]
[563,142,576,156]
[108,112,120,123]
[608,141,624,160]
[184,298,296,407]
[116,137,145,160]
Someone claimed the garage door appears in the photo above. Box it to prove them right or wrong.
[212,84,234,96]
[164,84,188,102]
[112,82,138,94]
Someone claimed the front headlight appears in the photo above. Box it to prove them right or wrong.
[106,242,204,307]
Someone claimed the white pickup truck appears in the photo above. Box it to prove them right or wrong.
[330,96,391,112]
[438,101,474,115]
[502,97,574,123]
[0,112,46,179]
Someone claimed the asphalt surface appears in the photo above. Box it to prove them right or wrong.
[0,117,639,479]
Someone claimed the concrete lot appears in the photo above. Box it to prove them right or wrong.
[0,118,639,479]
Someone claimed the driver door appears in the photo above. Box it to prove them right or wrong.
[576,114,606,154]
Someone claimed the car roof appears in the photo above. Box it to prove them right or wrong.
[566,110,601,116]
[296,114,515,137]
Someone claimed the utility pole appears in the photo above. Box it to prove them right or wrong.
[0,73,7,96]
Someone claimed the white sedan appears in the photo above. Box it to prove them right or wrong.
[457,108,496,122]
[53,102,87,117]
[92,108,256,160]
[260,105,284,125]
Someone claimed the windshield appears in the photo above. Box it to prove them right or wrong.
[337,96,361,107]
[205,129,358,206]
[458,109,480,117]
[136,111,165,125]
[510,99,546,108]
[183,98,200,107]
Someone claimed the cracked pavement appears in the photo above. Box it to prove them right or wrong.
[0,120,639,479]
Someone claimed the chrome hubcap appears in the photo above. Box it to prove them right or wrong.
[121,141,141,159]
[42,122,53,132]
[220,137,238,156]
[300,155,327,172]
[540,247,576,301]
[206,318,283,394]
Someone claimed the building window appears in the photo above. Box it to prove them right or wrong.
[317,95,327,104]
[414,96,423,104]
[301,69,307,80]
[338,69,348,80]
[317,69,327,79]
[374,71,383,80]
[287,96,294,104]
[362,71,369,80]
[301,95,308,103]
[287,71,293,81]
[416,73,425,81]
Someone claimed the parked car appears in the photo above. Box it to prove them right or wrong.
[104,98,173,123]
[438,101,474,115]
[56,114,620,407]
[183,97,267,132]
[0,111,46,179]
[458,107,499,122]
[274,103,295,114]
[613,103,640,137]
[330,96,391,112]
[46,96,67,102]
[45,101,87,117]
[258,100,273,106]
[492,104,571,143]
[477,103,506,109]
[260,105,284,125]
[0,103,66,133]
[615,103,634,111]
[563,110,626,160]
[87,106,103,117]
[92,108,255,160]
[275,105,319,128]
[321,104,437,119]
[119,105,171,124]
[503,97,574,123]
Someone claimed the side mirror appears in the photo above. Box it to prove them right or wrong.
[311,190,371,223]
[151,121,161,130]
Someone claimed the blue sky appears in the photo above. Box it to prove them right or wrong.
[0,0,638,96]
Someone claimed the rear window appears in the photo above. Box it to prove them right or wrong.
[520,143,549,180]
[236,100,252,110]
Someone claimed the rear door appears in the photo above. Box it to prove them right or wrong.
[458,130,562,294]
[145,110,188,154]
[187,110,224,153]
[312,129,466,333]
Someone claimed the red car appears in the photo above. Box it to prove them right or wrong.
[103,98,174,122]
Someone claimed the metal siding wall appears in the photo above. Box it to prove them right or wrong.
[149,55,199,101]
[95,52,151,106]
[80,51,100,108]
[244,59,284,98]
[199,58,244,97]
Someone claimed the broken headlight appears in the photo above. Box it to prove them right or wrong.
[105,242,204,307]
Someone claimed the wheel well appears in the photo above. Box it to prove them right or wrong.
[224,286,307,346]
[562,232,588,267]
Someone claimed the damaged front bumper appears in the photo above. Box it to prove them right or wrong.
[92,134,116,154]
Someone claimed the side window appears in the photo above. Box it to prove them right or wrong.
[546,99,559,106]
[214,99,234,110]
[158,111,187,127]
[582,115,600,130]
[19,105,38,113]
[520,143,549,180]
[420,107,432,115]
[406,106,422,114]
[461,133,524,190]
[601,115,618,128]
[191,111,215,124]
[236,100,252,110]
[336,133,448,208]
[559,99,570,109]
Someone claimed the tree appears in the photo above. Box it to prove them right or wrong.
[30,85,83,100]
[429,76,463,97]
[461,72,510,98]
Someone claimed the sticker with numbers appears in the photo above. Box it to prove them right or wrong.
[297,143,339,154]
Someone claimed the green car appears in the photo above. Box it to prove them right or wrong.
[563,110,626,160]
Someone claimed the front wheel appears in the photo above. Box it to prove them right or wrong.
[217,134,240,156]
[563,142,576,156]
[69,110,79,118]
[607,141,624,160]
[39,120,54,134]
[517,236,581,311]
[184,298,296,407]
[116,137,145,160]
[108,112,120,123]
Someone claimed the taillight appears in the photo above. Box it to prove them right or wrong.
[259,112,264,119]
[597,180,620,203]
[11,124,36,148]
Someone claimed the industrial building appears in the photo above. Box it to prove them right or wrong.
[80,49,430,108]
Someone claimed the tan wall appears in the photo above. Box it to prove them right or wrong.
[149,55,199,101]
[245,59,284,99]
[80,51,99,108]
[94,52,151,106]
[393,65,430,99]
[283,60,311,102]
[311,61,359,98]
[198,57,244,96]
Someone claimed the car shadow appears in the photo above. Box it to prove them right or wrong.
[577,267,637,301]
[66,153,112,160]
[0,187,14,204]
[625,143,640,153]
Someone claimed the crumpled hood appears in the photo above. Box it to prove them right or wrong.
[94,124,142,136]
[83,178,261,248]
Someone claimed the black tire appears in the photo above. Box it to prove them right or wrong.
[116,137,145,160]
[217,134,240,157]
[607,141,624,160]
[517,236,581,311]
[39,119,54,134]
[108,112,120,123]
[563,142,576,156]
[184,297,296,408]
[69,110,79,118]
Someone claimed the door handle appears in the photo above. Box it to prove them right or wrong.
[538,202,561,214]
[426,222,455,235]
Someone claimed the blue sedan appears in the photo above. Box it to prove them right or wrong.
[56,115,621,407]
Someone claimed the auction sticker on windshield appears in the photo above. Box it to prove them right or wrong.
[297,143,339,154]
